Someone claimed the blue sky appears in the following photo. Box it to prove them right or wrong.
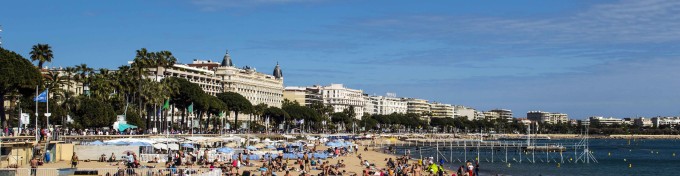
[2,0,679,119]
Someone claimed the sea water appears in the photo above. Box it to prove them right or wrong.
[390,139,680,176]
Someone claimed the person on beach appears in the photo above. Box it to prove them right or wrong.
[413,163,422,176]
[109,152,116,162]
[71,152,79,168]
[30,157,38,176]
[466,162,474,176]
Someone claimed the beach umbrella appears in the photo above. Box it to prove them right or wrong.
[129,142,152,146]
[182,143,195,148]
[90,140,104,146]
[217,147,234,153]
[266,145,276,149]
[246,146,258,151]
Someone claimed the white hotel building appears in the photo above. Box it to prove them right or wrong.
[365,93,408,115]
[147,50,284,110]
[309,84,366,120]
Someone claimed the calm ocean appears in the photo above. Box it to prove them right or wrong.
[388,139,680,176]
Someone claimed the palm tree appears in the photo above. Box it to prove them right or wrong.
[29,44,54,69]
[132,48,152,130]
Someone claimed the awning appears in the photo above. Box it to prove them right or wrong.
[118,123,138,132]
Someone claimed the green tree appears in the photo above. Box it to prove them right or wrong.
[264,106,289,126]
[0,47,42,127]
[217,92,252,132]
[74,97,116,128]
[167,77,203,130]
[29,44,53,69]
[252,103,268,124]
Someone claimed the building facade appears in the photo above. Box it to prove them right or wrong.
[589,116,624,126]
[150,50,284,109]
[429,102,454,118]
[633,117,653,127]
[310,84,365,120]
[283,86,322,106]
[651,117,680,128]
[527,111,569,124]
[489,109,513,122]
[403,98,431,115]
[454,105,476,120]
[369,95,407,115]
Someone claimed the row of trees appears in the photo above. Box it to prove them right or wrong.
[1,45,352,133]
[5,45,680,135]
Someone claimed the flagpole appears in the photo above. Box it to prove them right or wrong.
[19,109,22,135]
[46,89,49,134]
[35,85,38,142]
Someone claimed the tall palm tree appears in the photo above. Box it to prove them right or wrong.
[29,44,54,69]
[132,48,152,130]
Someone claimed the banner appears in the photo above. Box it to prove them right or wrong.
[34,90,48,102]
[20,113,30,125]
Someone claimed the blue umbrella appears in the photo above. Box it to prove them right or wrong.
[217,147,234,153]
[90,140,104,146]
[266,145,276,149]
[129,142,151,146]
[182,143,195,148]
[246,146,257,151]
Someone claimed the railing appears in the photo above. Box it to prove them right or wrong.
[0,168,222,176]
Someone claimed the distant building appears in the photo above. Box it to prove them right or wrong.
[483,111,499,120]
[429,102,454,118]
[651,117,680,128]
[622,118,634,125]
[569,119,579,126]
[283,86,322,106]
[589,116,624,126]
[633,117,653,127]
[146,50,284,107]
[403,98,431,115]
[517,118,532,126]
[454,106,476,120]
[369,94,407,115]
[310,84,365,120]
[527,111,569,124]
[489,109,513,122]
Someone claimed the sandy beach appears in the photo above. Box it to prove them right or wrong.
[23,138,447,176]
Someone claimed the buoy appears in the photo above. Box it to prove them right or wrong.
[624,159,627,162]
[557,163,560,168]
[656,152,659,154]
[608,152,611,156]
[651,150,654,154]
[569,158,573,161]
[629,163,632,168]
[673,153,676,157]
[507,163,511,167]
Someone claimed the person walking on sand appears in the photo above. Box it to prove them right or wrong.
[71,152,79,168]
[30,157,38,176]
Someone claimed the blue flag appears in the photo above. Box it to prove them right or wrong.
[34,90,48,102]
